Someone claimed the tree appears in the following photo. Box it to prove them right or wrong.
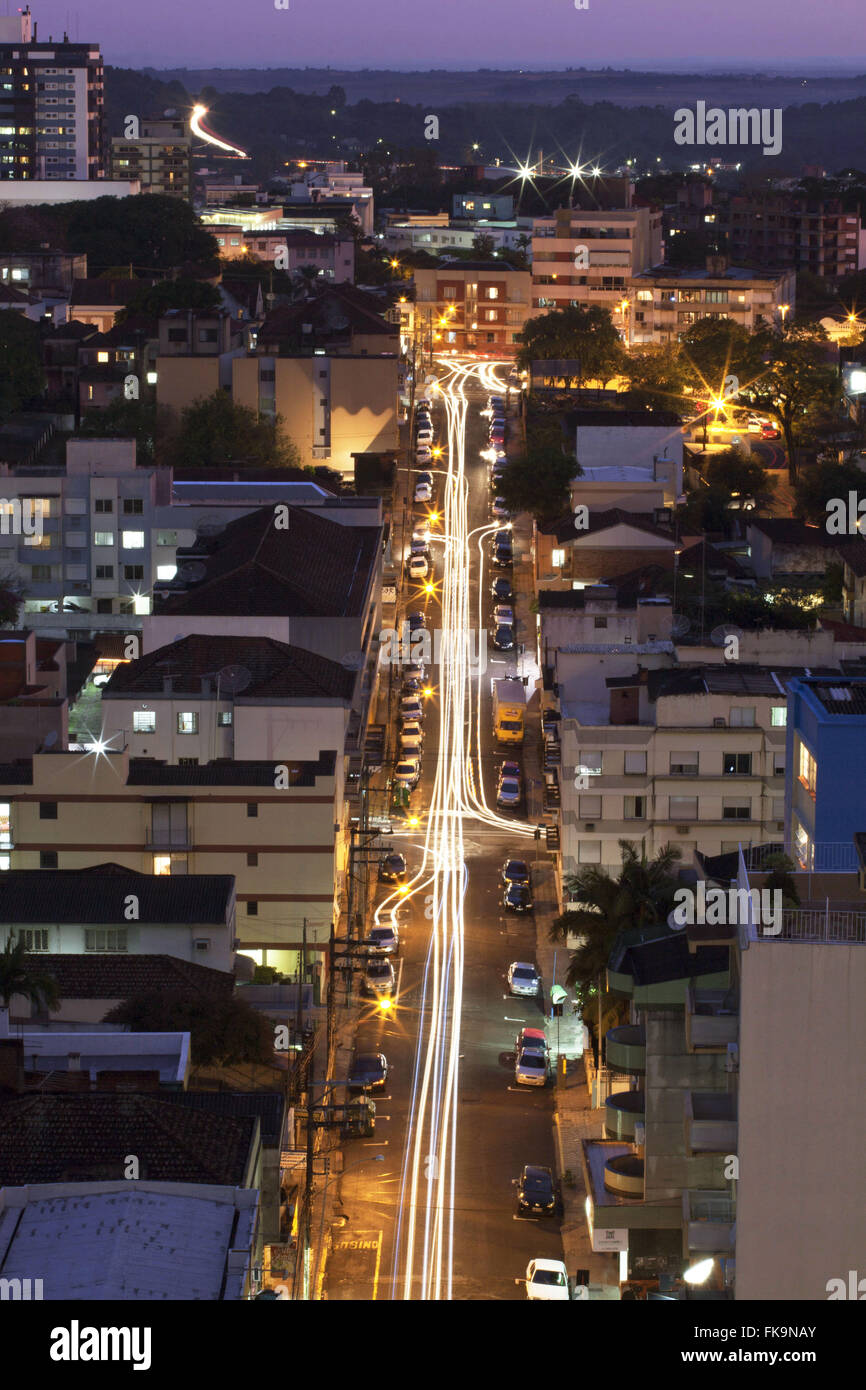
[793,458,866,525]
[621,343,691,412]
[703,447,771,500]
[116,276,222,322]
[0,570,24,627]
[495,423,582,524]
[515,304,625,391]
[0,936,60,1012]
[547,843,682,1043]
[78,396,162,466]
[747,322,838,484]
[472,232,496,258]
[0,310,44,419]
[161,391,301,471]
[760,854,801,909]
[680,317,759,446]
[103,988,274,1068]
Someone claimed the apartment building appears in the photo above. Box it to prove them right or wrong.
[584,866,866,1297]
[238,229,355,282]
[0,629,67,757]
[840,535,866,627]
[413,260,531,355]
[0,248,86,298]
[109,115,192,200]
[0,7,105,181]
[786,676,866,874]
[530,206,663,317]
[153,308,248,409]
[0,746,342,979]
[559,665,804,881]
[385,221,523,259]
[0,865,237,972]
[628,255,796,346]
[718,194,859,281]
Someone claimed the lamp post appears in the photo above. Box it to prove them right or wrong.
[312,1151,385,1297]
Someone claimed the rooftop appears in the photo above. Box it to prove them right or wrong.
[0,866,235,925]
[18,952,234,1001]
[103,634,356,702]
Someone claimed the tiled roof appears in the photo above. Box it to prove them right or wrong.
[258,282,394,342]
[126,752,337,785]
[0,867,235,924]
[819,617,866,642]
[0,1094,255,1186]
[20,953,234,1000]
[69,278,150,306]
[103,634,356,702]
[157,504,380,617]
[747,517,836,546]
[157,1089,285,1147]
[539,508,679,544]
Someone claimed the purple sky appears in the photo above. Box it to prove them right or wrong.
[23,0,866,71]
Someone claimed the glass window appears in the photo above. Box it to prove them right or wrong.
[247,802,258,817]
[729,706,755,727]
[670,751,698,775]
[156,530,177,546]
[123,498,144,514]
[39,801,57,820]
[723,752,752,775]
[218,711,232,726]
[19,928,49,950]
[773,753,785,775]
[94,497,113,513]
[624,795,645,819]
[0,804,10,849]
[124,565,144,581]
[798,739,817,795]
[93,531,115,546]
[177,712,198,734]
[579,751,602,775]
[624,751,646,774]
[84,928,127,952]
[122,530,145,549]
[39,852,57,869]
[722,799,751,820]
[133,711,155,733]
[771,706,787,726]
[95,565,114,579]
[551,548,565,568]
[485,287,499,299]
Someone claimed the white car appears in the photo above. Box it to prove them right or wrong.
[399,697,424,723]
[416,447,433,463]
[515,1047,548,1086]
[508,961,540,997]
[493,604,515,627]
[415,429,434,446]
[393,756,421,790]
[399,721,424,755]
[746,415,765,434]
[414,483,433,504]
[525,1259,570,1301]
[408,554,429,581]
[363,959,396,998]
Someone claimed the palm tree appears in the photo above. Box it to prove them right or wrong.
[549,841,682,1055]
[0,936,61,1014]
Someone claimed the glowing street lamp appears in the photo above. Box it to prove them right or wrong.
[778,302,790,325]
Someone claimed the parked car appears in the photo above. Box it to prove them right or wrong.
[491,624,515,652]
[491,576,513,601]
[493,603,515,626]
[399,720,424,756]
[363,959,396,998]
[515,1046,548,1086]
[408,553,430,581]
[348,1051,388,1091]
[379,852,407,883]
[503,882,533,911]
[409,537,430,559]
[416,447,433,464]
[393,756,421,790]
[401,659,425,682]
[502,859,531,886]
[492,497,510,520]
[493,543,513,569]
[365,925,399,955]
[516,1026,547,1055]
[524,1258,570,1300]
[399,697,424,724]
[508,962,540,996]
[406,611,426,632]
[414,482,433,504]
[760,422,781,439]
[515,1165,557,1218]
[415,469,433,484]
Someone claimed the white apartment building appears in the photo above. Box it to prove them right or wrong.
[628,256,796,346]
[559,665,797,884]
[530,206,663,317]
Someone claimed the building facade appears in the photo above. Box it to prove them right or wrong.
[413,260,531,355]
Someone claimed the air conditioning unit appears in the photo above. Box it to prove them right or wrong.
[584,822,595,831]
[713,717,726,727]
[676,825,691,835]
[725,1042,739,1073]
[193,938,210,952]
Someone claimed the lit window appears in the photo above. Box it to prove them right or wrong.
[771,706,787,726]
[122,530,145,549]
[156,564,177,581]
[551,548,565,568]
[0,803,11,849]
[93,531,114,546]
[85,928,127,952]
[97,351,109,363]
[133,710,155,733]
[177,712,198,734]
[798,739,817,796]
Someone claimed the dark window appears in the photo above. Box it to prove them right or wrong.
[94,497,113,513]
[247,803,258,817]
[594,616,607,629]
[247,852,258,866]
[39,802,58,819]
[723,752,752,776]
[40,850,58,868]
[97,598,113,614]
[247,901,258,916]
[123,498,143,514]
[95,565,114,580]
[124,565,144,581]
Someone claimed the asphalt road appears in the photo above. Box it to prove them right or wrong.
[324,371,558,1301]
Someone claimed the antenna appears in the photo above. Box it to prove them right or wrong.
[215,664,252,695]
[670,614,691,638]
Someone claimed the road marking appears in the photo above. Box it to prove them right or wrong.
[372,1229,383,1301]
[363,1139,388,1145]
[504,1016,525,1022]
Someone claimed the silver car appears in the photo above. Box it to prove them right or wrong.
[515,1048,548,1087]
[363,959,396,998]
[365,926,399,956]
[508,961,540,997]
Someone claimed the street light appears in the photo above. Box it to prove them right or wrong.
[312,1152,385,1297]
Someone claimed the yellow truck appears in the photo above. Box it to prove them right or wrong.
[492,677,526,744]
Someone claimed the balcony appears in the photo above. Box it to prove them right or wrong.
[683,1191,736,1254]
[684,1092,738,1154]
[685,985,739,1052]
[605,1024,646,1074]
[604,1088,645,1140]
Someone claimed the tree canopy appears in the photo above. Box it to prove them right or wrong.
[0,310,45,419]
[103,988,275,1068]
[515,304,625,389]
[161,391,301,471]
[495,418,582,523]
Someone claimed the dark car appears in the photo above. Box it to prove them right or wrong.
[347,1052,388,1092]
[504,882,533,912]
[491,576,513,601]
[492,623,515,651]
[379,852,407,883]
[493,546,513,569]
[502,858,531,887]
[515,1165,557,1218]
[415,470,434,485]
[407,611,426,632]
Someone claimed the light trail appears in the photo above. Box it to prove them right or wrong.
[382,355,537,1299]
[190,104,249,158]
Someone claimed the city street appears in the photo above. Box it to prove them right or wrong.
[324,362,559,1300]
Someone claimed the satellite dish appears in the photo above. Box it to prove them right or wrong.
[194,512,226,540]
[216,664,252,695]
[670,614,691,637]
[340,650,366,671]
[179,561,207,584]
[710,624,744,647]
[42,730,58,750]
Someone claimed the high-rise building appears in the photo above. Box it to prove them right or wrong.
[110,115,192,200]
[0,6,105,182]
